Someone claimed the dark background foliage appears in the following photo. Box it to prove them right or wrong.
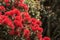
[40,0,60,40]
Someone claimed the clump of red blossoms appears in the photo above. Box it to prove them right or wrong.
[0,0,50,40]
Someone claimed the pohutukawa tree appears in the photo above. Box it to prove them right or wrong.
[0,0,50,40]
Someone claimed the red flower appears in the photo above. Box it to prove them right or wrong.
[11,6,15,10]
[5,9,21,17]
[0,12,2,15]
[0,20,2,24]
[6,3,10,6]
[8,30,15,35]
[12,9,21,16]
[23,12,30,17]
[0,15,15,29]
[37,27,43,33]
[37,33,43,40]
[4,0,9,3]
[18,3,29,11]
[31,18,42,26]
[0,6,5,11]
[19,0,24,3]
[15,16,22,21]
[15,31,20,37]
[31,18,36,22]
[14,20,23,29]
[14,0,19,5]
[5,11,11,16]
[36,20,42,26]
[0,15,6,24]
[31,26,37,31]
[3,17,15,29]
[8,22,15,29]
[23,29,30,38]
[9,30,20,36]
[24,17,31,22]
[18,3,24,7]
[24,4,29,11]
[26,38,30,40]
[22,12,31,21]
[0,15,3,20]
[43,37,50,40]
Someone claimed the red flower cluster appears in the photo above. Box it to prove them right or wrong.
[43,37,50,40]
[0,6,5,11]
[18,3,29,11]
[0,15,15,29]
[19,0,25,3]
[4,0,9,3]
[0,0,50,40]
[23,29,30,38]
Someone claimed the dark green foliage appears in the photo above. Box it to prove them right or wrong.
[41,0,60,40]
